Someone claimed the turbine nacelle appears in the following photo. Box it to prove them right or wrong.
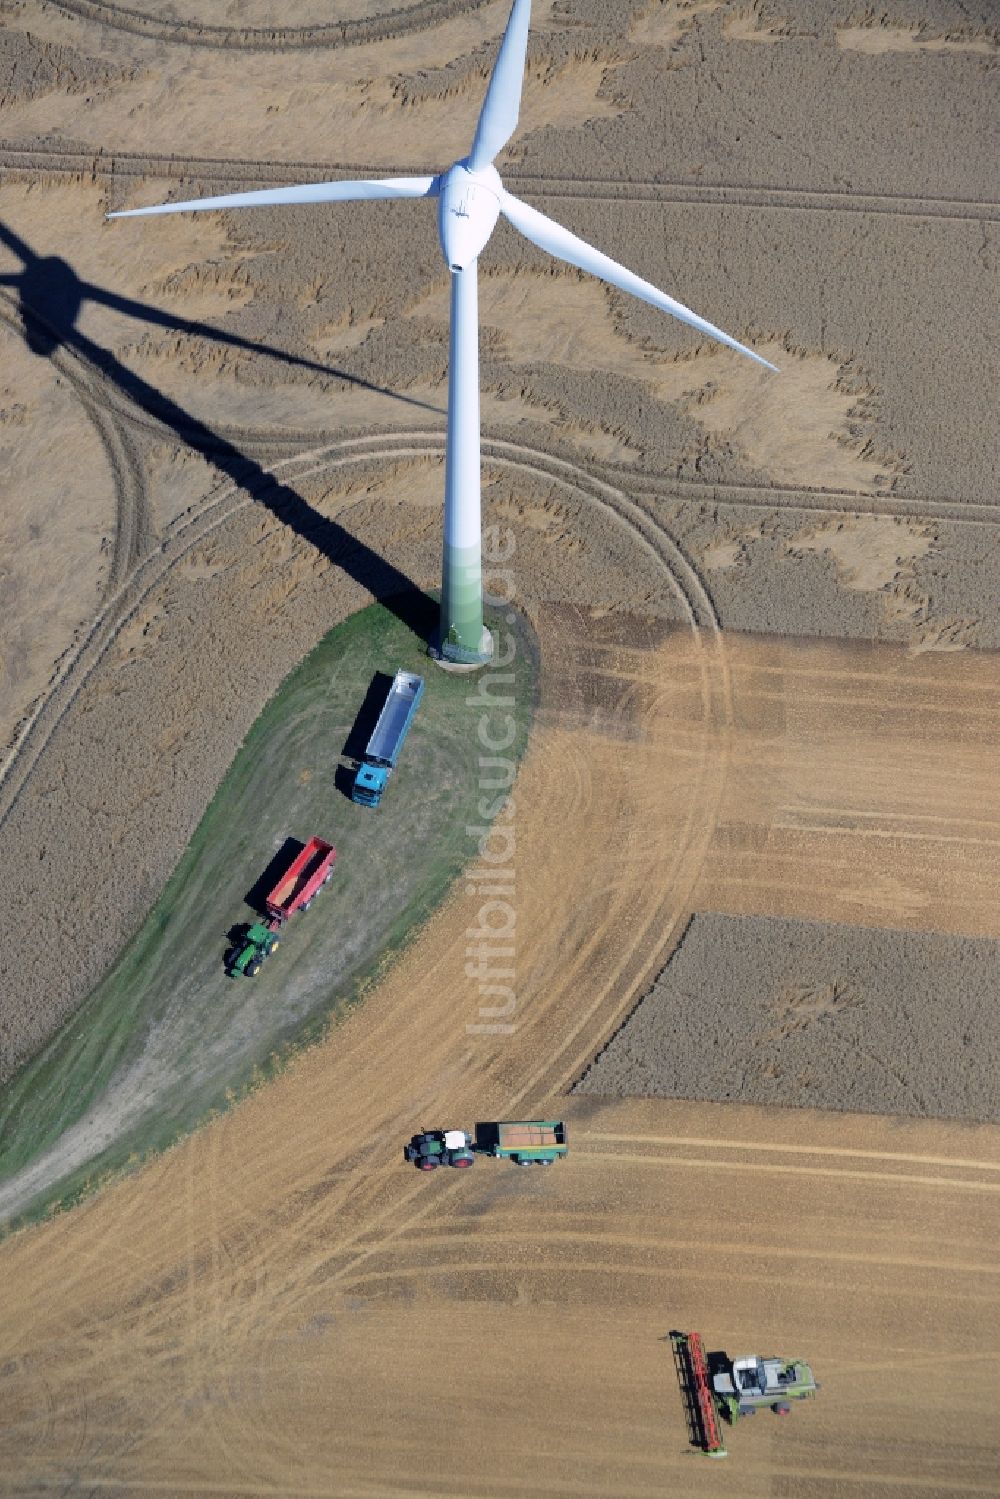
[437,161,502,273]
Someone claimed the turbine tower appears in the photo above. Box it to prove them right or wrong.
[110,0,776,666]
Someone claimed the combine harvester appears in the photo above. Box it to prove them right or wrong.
[351,670,424,808]
[671,1331,818,1457]
[226,836,336,977]
[405,1120,568,1170]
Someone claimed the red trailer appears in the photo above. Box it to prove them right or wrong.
[264,836,336,929]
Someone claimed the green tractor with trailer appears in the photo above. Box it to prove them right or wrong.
[404,1120,568,1171]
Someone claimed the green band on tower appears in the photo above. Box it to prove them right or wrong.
[440,541,488,663]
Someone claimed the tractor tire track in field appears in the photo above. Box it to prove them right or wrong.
[2,141,999,223]
[0,295,154,597]
[76,381,153,594]
[85,402,1000,531]
[585,1131,1000,1173]
[353,1227,1000,1279]
[61,369,1000,529]
[43,0,494,52]
[577,1149,1000,1198]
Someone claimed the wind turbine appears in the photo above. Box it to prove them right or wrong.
[110,0,776,665]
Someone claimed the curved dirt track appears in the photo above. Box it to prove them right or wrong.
[0,294,153,599]
[45,0,494,51]
[0,423,712,825]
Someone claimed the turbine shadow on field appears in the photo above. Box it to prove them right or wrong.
[0,219,438,640]
[0,218,441,410]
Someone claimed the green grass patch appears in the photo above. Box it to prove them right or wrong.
[0,597,537,1230]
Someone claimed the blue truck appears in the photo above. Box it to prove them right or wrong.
[351,669,425,807]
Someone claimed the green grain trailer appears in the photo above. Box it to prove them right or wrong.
[484,1120,567,1166]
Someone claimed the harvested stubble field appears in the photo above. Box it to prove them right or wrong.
[0,0,998,1493]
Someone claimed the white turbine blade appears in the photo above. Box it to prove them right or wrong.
[500,190,779,372]
[468,0,532,173]
[108,176,438,219]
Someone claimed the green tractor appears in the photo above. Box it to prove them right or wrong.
[226,921,280,978]
[404,1130,476,1170]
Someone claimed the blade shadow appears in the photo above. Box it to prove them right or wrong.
[0,218,439,642]
[0,218,444,414]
